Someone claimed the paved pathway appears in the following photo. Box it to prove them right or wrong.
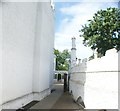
[30,82,83,110]
[29,82,119,111]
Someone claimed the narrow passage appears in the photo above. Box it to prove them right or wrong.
[30,82,83,110]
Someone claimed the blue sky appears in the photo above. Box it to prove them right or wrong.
[55,2,78,31]
[54,0,119,59]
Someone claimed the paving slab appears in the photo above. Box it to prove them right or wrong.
[30,82,83,110]
[28,83,116,111]
[30,83,63,109]
[51,91,82,109]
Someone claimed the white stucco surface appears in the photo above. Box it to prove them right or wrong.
[84,72,118,109]
[2,2,37,104]
[0,1,54,109]
[70,49,118,109]
[118,51,120,111]
[32,2,54,92]
[0,2,2,109]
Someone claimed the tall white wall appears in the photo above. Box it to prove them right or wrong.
[0,1,54,109]
[0,2,2,110]
[33,2,54,92]
[2,2,37,104]
[118,51,120,111]
[69,48,118,109]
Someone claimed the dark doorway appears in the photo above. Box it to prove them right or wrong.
[58,74,61,81]
[64,73,67,92]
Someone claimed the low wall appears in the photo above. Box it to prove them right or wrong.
[69,49,118,109]
[84,72,118,109]
[69,62,86,101]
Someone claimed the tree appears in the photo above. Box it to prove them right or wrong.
[80,8,120,56]
[89,54,94,61]
[54,49,70,70]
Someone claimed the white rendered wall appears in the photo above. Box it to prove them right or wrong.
[118,51,120,111]
[33,2,54,92]
[0,2,2,110]
[70,62,86,100]
[84,72,118,109]
[2,2,37,104]
[84,49,118,109]
[70,49,118,109]
[1,1,54,109]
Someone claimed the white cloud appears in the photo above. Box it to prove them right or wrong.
[76,37,93,59]
[55,32,93,59]
[55,2,118,59]
[60,3,101,15]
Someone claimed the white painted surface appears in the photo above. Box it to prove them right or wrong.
[2,88,50,109]
[71,37,76,68]
[118,51,120,111]
[0,2,54,109]
[84,72,118,109]
[2,0,51,2]
[70,49,118,109]
[33,2,54,92]
[0,2,2,109]
[2,2,37,104]
[72,37,76,49]
[54,55,56,72]
[69,73,85,100]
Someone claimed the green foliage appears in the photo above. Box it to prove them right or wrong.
[80,8,120,56]
[54,49,70,71]
[89,54,94,61]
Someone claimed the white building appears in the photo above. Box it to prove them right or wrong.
[0,1,54,110]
